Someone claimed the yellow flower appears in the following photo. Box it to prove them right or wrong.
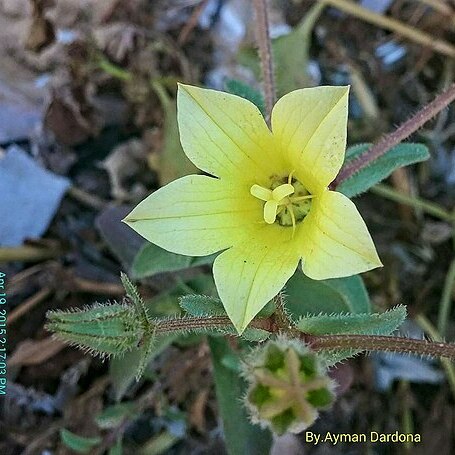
[123,84,382,333]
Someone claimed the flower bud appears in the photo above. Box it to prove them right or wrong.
[46,302,145,358]
[243,338,335,435]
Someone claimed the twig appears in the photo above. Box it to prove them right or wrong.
[320,0,455,58]
[68,186,107,211]
[178,0,209,45]
[252,0,276,124]
[8,287,53,324]
[334,82,455,186]
[72,277,125,296]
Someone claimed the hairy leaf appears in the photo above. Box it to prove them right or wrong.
[131,242,215,279]
[337,143,430,198]
[285,272,371,318]
[297,305,406,335]
[298,306,407,366]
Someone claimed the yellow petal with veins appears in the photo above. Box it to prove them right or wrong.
[271,86,349,194]
[299,190,382,279]
[123,175,259,256]
[213,229,301,333]
[177,84,287,184]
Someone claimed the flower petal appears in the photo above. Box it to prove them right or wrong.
[123,175,258,256]
[300,190,382,279]
[177,84,286,183]
[271,86,349,194]
[213,230,301,333]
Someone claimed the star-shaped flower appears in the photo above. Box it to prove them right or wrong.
[124,84,382,333]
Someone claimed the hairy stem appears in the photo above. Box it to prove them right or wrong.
[155,316,272,334]
[152,313,455,360]
[252,0,276,124]
[334,82,455,187]
[303,333,455,359]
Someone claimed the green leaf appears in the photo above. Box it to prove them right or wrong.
[179,294,272,341]
[296,305,407,335]
[179,294,275,318]
[180,294,225,316]
[237,3,324,96]
[225,79,265,114]
[140,431,180,455]
[109,438,123,455]
[337,143,430,198]
[208,337,272,455]
[131,242,215,279]
[95,403,137,429]
[272,3,325,94]
[285,272,371,318]
[60,429,101,454]
[109,335,177,401]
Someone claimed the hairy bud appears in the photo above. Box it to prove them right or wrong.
[243,338,335,435]
[46,273,156,379]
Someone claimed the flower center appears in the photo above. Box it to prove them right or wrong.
[250,173,314,235]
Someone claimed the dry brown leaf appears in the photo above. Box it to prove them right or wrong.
[25,0,55,52]
[9,337,66,367]
[189,389,209,433]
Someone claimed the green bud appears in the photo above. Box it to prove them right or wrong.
[242,338,335,435]
[46,302,145,357]
[46,274,159,380]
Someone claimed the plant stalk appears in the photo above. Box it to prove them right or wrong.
[334,82,455,186]
[252,0,276,124]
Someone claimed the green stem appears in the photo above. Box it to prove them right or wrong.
[371,184,455,223]
[97,56,132,81]
[437,258,455,336]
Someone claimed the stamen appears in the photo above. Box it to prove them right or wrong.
[264,200,278,224]
[272,183,294,202]
[250,184,272,202]
[288,205,296,238]
[251,172,313,227]
[287,170,296,185]
[291,195,315,202]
